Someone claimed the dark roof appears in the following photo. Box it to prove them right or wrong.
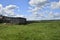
[4,16,26,19]
[0,15,26,19]
[0,15,3,17]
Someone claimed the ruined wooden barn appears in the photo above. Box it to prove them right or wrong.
[0,15,27,24]
[0,15,3,23]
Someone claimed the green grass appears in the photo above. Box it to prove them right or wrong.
[0,21,60,40]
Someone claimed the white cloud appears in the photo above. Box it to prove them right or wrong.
[53,12,60,18]
[29,0,49,16]
[51,1,60,9]
[0,4,24,17]
[29,0,48,6]
[4,5,19,16]
[0,4,3,14]
[47,11,53,17]
[29,0,60,20]
[5,5,19,10]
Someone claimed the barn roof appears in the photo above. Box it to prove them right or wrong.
[0,15,26,19]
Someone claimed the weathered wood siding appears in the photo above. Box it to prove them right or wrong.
[0,15,27,24]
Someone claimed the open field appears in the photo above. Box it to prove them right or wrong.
[0,21,60,40]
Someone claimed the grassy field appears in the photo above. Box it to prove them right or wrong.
[0,21,60,40]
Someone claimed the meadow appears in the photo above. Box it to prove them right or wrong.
[0,20,60,40]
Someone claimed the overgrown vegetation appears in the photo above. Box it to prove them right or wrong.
[0,20,60,40]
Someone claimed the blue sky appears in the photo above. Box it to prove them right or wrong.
[0,0,60,20]
[0,0,30,15]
